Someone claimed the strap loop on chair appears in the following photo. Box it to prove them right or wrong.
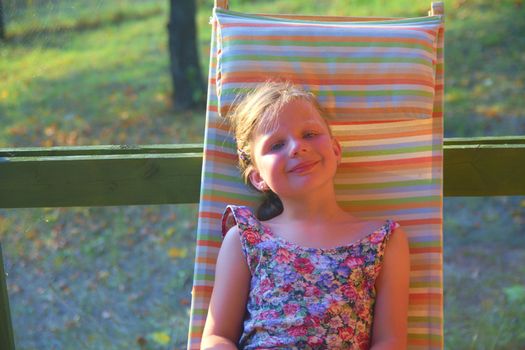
[429,1,444,16]
[215,0,229,10]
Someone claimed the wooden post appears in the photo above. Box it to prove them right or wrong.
[215,0,229,10]
[0,244,15,350]
[429,1,444,16]
[0,0,5,40]
[168,0,205,110]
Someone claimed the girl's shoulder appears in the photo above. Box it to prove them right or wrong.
[321,217,401,252]
[356,217,399,233]
[364,219,400,242]
[335,216,400,247]
[221,205,259,237]
[374,219,400,235]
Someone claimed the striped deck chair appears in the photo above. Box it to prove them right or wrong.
[188,1,444,349]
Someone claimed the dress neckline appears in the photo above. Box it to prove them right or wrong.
[258,219,391,253]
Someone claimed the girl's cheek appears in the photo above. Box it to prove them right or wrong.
[261,156,277,169]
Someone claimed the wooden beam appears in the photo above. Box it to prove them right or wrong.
[444,137,525,196]
[0,137,524,208]
[0,143,203,157]
[0,151,203,208]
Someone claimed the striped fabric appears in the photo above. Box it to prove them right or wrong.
[188,8,444,350]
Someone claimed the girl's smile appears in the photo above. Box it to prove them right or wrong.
[287,159,320,174]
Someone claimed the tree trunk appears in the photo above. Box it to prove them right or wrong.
[0,0,5,40]
[168,0,205,111]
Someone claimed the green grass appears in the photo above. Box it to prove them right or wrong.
[444,197,525,349]
[3,0,166,37]
[444,0,525,137]
[0,0,524,349]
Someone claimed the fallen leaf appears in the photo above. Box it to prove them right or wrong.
[97,270,110,281]
[165,227,176,238]
[168,247,187,259]
[25,229,37,240]
[151,331,170,345]
[136,336,147,347]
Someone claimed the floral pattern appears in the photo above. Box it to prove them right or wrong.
[222,205,399,350]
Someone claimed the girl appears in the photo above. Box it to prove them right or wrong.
[202,81,410,350]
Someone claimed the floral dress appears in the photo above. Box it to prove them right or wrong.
[221,205,399,350]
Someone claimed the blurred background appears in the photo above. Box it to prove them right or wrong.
[0,0,524,349]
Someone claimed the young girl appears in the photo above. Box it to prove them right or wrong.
[201,81,410,350]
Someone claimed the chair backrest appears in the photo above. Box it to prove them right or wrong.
[188,2,444,349]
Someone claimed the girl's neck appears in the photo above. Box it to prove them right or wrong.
[276,189,350,224]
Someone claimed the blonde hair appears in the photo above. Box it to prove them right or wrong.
[227,81,330,185]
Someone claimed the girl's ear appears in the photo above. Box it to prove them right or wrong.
[332,137,342,164]
[248,169,268,192]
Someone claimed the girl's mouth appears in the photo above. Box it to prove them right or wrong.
[288,160,319,174]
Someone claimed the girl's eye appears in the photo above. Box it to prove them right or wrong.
[304,131,318,139]
[269,142,284,151]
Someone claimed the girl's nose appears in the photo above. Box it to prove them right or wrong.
[289,138,307,157]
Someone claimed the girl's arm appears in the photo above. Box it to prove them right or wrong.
[370,226,410,350]
[201,226,251,350]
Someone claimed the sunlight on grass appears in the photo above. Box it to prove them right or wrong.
[3,0,167,38]
[0,4,206,147]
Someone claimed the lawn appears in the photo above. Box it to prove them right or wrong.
[0,0,524,349]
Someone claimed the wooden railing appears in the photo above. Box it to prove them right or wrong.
[0,136,524,348]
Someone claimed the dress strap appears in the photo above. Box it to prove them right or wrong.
[388,220,400,234]
[365,219,401,278]
[221,205,259,237]
[221,205,265,274]
[369,219,400,246]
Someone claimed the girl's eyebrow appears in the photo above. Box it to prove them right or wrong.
[303,121,328,131]
[302,120,325,127]
[257,132,281,146]
[263,134,283,146]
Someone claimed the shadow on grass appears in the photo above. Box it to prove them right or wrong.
[444,196,525,349]
[1,205,198,350]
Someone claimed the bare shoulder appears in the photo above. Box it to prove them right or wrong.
[363,220,408,245]
[382,224,410,276]
[202,222,250,346]
[223,224,240,241]
[216,224,249,273]
[221,225,244,255]
[372,222,410,348]
[387,224,409,252]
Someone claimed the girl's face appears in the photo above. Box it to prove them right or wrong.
[248,98,341,199]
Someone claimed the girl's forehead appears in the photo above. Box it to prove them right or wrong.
[256,116,326,138]
[256,99,328,134]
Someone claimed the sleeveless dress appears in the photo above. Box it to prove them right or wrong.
[221,205,399,350]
